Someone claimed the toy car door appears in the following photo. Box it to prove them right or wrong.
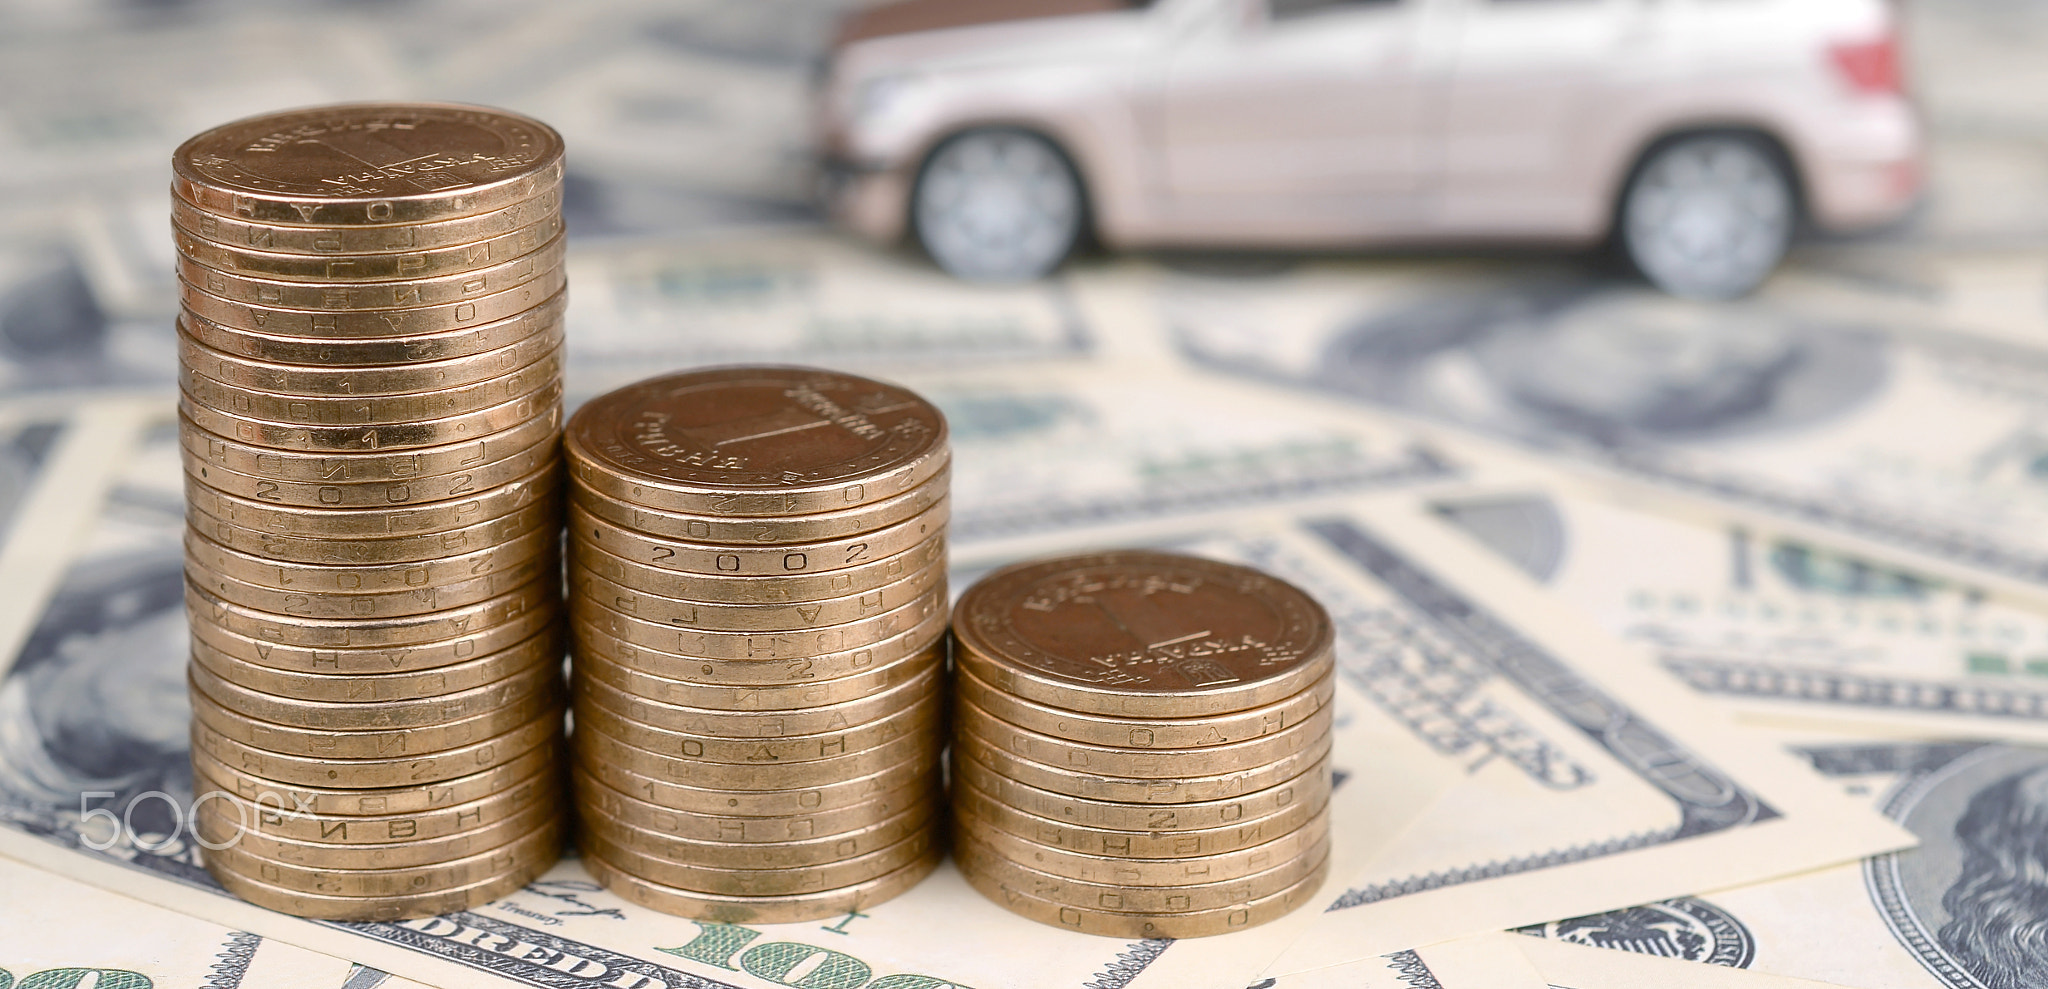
[1152,0,1443,240]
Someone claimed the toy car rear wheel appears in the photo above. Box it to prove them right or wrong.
[912,129,1083,282]
[1620,134,1794,300]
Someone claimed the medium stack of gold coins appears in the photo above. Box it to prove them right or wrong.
[563,366,950,922]
[171,103,570,920]
[950,550,1337,938]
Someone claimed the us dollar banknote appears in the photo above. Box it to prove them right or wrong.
[0,854,422,989]
[1279,932,1849,989]
[1137,504,1910,978]
[1503,732,2048,989]
[1427,487,2048,742]
[565,233,1098,396]
[1153,266,2048,607]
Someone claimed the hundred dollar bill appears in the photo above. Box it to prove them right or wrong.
[565,233,1098,395]
[1277,932,1852,989]
[0,854,422,989]
[1265,935,1549,989]
[1182,501,1913,977]
[1506,729,2048,989]
[1152,264,2048,607]
[912,363,1468,556]
[1428,486,2048,742]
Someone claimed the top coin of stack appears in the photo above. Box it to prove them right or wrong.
[172,103,570,921]
[949,550,1337,939]
[564,366,951,923]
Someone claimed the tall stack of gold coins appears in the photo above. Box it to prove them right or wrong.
[172,103,570,921]
[950,551,1336,938]
[564,366,950,922]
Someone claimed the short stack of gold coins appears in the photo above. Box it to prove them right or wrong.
[171,103,571,920]
[563,366,951,922]
[949,550,1337,938]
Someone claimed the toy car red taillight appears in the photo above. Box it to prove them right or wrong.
[1829,33,1904,96]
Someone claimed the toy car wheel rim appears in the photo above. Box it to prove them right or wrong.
[1624,137,1792,300]
[915,131,1080,282]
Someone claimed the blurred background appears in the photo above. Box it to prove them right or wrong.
[0,0,2043,405]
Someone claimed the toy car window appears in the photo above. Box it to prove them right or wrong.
[1268,0,1398,20]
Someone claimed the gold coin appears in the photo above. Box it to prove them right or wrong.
[581,826,934,898]
[573,745,932,818]
[572,718,940,792]
[570,584,943,662]
[564,367,949,518]
[202,817,561,897]
[180,348,562,427]
[191,714,560,790]
[570,608,946,688]
[178,293,562,366]
[187,550,555,619]
[584,842,938,924]
[180,266,566,337]
[176,211,563,281]
[185,523,553,593]
[957,844,1328,938]
[955,698,1334,780]
[955,826,1329,914]
[184,440,557,511]
[953,750,1330,833]
[179,234,565,312]
[957,665,1334,750]
[186,576,556,652]
[570,532,945,605]
[571,691,940,767]
[184,458,559,537]
[206,847,548,921]
[572,639,941,712]
[180,379,561,453]
[192,625,559,700]
[194,759,556,844]
[197,796,558,871]
[569,557,943,632]
[575,772,936,847]
[189,680,560,758]
[569,500,946,578]
[577,789,938,869]
[180,402,560,482]
[570,469,948,545]
[953,550,1336,718]
[573,694,940,775]
[950,728,1330,806]
[575,661,937,739]
[189,493,559,566]
[190,653,557,731]
[170,187,560,258]
[954,777,1327,860]
[958,805,1332,888]
[181,320,563,397]
[172,103,563,225]
[194,787,558,867]
[192,736,558,816]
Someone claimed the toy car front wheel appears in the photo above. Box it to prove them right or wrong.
[912,129,1083,282]
[1620,134,1795,300]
